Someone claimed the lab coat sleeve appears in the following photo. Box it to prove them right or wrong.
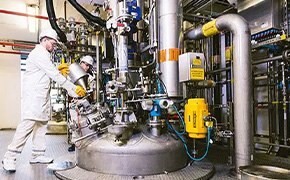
[34,55,79,98]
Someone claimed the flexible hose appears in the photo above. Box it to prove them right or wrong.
[67,0,106,28]
[184,127,211,161]
[166,118,212,161]
[172,104,185,135]
[46,0,67,43]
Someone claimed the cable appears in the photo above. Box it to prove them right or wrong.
[166,118,212,161]
[171,104,185,135]
[184,127,211,161]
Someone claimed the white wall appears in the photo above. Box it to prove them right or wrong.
[0,0,101,128]
[0,0,38,42]
[0,52,21,129]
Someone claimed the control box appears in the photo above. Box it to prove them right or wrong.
[179,52,205,82]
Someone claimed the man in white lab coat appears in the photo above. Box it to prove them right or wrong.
[2,29,86,172]
[67,55,95,152]
[79,55,95,90]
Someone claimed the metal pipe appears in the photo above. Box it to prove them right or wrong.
[207,66,231,74]
[183,13,212,21]
[0,42,35,49]
[118,35,128,74]
[255,142,290,149]
[281,62,288,145]
[95,32,100,103]
[0,50,29,55]
[74,131,98,143]
[136,0,145,43]
[158,0,182,97]
[0,8,83,24]
[207,55,282,74]
[149,0,158,49]
[0,9,48,20]
[186,14,253,172]
[252,55,282,65]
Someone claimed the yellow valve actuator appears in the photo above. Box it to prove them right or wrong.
[185,98,209,139]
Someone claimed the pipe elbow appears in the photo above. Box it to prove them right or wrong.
[216,14,250,35]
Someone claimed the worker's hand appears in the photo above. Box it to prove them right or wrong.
[58,63,69,77]
[75,85,86,97]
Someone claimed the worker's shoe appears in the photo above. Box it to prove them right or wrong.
[2,158,16,172]
[30,156,53,164]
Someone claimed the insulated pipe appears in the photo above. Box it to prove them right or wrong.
[118,35,128,83]
[67,0,106,28]
[158,0,182,97]
[186,14,253,172]
[46,0,67,43]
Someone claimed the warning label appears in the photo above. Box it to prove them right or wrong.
[159,48,180,63]
[190,68,204,80]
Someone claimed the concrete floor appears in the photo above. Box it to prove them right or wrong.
[2,130,287,180]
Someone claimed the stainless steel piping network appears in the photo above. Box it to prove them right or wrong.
[186,14,253,172]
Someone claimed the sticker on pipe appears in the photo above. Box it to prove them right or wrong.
[159,48,180,63]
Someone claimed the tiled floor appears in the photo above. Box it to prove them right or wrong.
[0,130,72,180]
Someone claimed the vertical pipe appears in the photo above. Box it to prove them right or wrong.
[150,0,158,48]
[158,0,182,97]
[149,0,160,94]
[118,35,128,80]
[219,15,253,173]
[186,14,253,172]
[95,32,100,103]
[136,0,145,43]
[281,62,288,145]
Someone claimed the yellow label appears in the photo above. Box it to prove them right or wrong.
[202,19,219,37]
[192,58,202,66]
[159,48,180,63]
[190,68,204,80]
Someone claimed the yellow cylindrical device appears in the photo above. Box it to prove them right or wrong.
[185,98,209,139]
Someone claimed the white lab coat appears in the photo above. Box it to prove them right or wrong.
[22,44,77,121]
[87,73,96,90]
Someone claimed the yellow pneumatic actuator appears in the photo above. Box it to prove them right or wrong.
[185,98,209,139]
